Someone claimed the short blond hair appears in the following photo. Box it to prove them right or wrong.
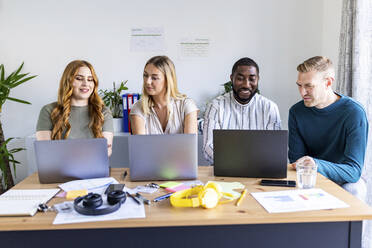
[297,56,335,78]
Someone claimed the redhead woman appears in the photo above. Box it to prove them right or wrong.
[36,60,114,156]
[130,56,198,134]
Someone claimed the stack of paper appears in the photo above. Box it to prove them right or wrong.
[54,177,145,225]
[0,189,60,216]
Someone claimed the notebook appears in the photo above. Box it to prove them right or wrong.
[34,138,109,183]
[128,134,198,181]
[213,130,288,178]
[0,189,59,216]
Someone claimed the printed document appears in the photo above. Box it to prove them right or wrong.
[251,188,349,213]
[178,37,210,58]
[130,27,165,52]
[53,196,145,224]
[59,177,118,194]
[54,177,145,224]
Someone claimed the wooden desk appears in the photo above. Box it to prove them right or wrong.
[1,167,372,248]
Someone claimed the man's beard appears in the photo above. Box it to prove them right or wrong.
[232,88,257,104]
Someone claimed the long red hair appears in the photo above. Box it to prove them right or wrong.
[50,60,104,139]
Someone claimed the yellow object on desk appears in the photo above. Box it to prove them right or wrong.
[236,189,247,206]
[66,190,88,200]
[170,182,234,209]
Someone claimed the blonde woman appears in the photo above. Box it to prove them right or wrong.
[36,60,114,156]
[130,56,198,134]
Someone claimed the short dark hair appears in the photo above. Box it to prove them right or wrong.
[231,57,259,75]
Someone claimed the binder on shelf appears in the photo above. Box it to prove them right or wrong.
[121,93,140,133]
[122,94,129,132]
[133,93,140,104]
[127,94,134,133]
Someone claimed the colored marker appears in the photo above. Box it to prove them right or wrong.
[153,193,173,202]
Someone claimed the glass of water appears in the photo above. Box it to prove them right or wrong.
[296,159,317,189]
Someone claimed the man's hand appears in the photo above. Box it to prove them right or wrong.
[291,156,315,170]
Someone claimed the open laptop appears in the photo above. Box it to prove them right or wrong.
[34,138,109,183]
[128,134,198,181]
[213,130,288,178]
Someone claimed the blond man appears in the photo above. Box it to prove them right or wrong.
[289,56,368,200]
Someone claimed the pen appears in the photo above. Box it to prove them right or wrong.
[135,193,151,205]
[123,170,128,180]
[236,189,247,206]
[126,192,141,205]
[153,192,173,202]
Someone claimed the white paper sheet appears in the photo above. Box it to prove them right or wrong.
[53,196,145,225]
[178,37,210,58]
[130,27,165,52]
[59,177,118,194]
[251,188,349,213]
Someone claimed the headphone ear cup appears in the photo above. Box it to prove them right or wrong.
[204,182,223,198]
[107,190,126,205]
[82,193,103,209]
[199,187,219,209]
[74,192,124,216]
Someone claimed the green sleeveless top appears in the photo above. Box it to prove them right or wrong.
[36,102,114,139]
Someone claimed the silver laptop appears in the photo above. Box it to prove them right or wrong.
[213,130,288,178]
[34,138,109,183]
[129,134,198,181]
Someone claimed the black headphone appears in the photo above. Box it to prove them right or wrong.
[73,191,126,216]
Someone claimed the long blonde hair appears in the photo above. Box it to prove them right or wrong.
[141,56,186,118]
[50,60,104,139]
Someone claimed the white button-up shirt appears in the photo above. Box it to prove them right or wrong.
[203,92,281,163]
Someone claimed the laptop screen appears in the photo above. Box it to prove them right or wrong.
[34,138,109,183]
[129,134,197,181]
[213,130,288,178]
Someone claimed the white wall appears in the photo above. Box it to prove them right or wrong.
[0,0,342,182]
[322,0,343,76]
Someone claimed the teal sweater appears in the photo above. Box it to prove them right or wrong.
[288,94,368,184]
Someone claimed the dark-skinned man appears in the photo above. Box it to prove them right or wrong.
[203,57,281,164]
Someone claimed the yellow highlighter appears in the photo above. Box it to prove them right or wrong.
[236,189,247,206]
[66,189,88,200]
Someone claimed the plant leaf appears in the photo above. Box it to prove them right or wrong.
[0,64,4,81]
[6,97,31,105]
[4,137,14,145]
[8,159,21,164]
[9,148,25,153]
[8,73,28,85]
[9,75,37,88]
[13,62,24,77]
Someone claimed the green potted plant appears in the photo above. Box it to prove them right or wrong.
[0,62,36,193]
[99,81,128,132]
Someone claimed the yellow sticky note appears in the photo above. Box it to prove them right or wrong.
[159,182,182,188]
[208,181,245,199]
[66,190,88,200]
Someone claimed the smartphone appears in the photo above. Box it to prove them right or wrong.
[260,179,296,187]
[105,184,125,194]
